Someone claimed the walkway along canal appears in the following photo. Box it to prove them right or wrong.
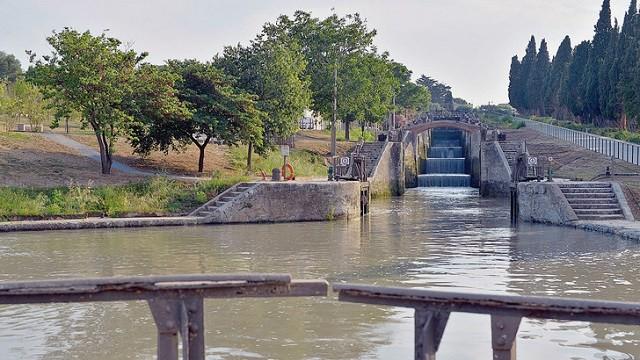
[1,188,639,359]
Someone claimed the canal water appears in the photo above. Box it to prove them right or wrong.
[0,188,639,359]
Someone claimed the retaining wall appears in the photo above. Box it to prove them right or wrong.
[208,181,361,223]
[517,182,578,224]
[480,141,512,197]
[369,142,405,197]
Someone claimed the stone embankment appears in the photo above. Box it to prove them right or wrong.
[0,181,363,233]
[518,181,640,240]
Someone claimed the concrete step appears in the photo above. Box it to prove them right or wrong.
[574,209,622,215]
[577,214,625,221]
[557,183,611,189]
[560,188,615,194]
[567,198,618,204]
[197,211,216,217]
[571,204,621,210]
[563,193,616,199]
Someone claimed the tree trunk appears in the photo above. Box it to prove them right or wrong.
[344,119,350,141]
[95,132,112,175]
[361,122,365,140]
[247,142,253,172]
[198,145,206,173]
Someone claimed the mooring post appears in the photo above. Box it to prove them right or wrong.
[491,315,521,360]
[415,309,449,360]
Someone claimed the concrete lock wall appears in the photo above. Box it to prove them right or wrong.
[369,142,405,197]
[464,130,482,188]
[481,141,512,197]
[517,182,578,225]
[402,131,421,189]
[210,181,361,224]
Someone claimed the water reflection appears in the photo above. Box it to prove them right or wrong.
[0,188,637,359]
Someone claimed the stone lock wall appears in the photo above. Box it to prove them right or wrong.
[369,142,405,197]
[481,141,512,197]
[517,182,578,224]
[210,181,362,224]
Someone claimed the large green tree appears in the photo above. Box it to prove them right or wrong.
[27,29,146,174]
[163,60,264,173]
[215,33,311,170]
[0,52,22,82]
[262,11,376,145]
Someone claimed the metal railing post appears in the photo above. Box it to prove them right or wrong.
[491,315,521,360]
[149,298,181,360]
[415,309,449,360]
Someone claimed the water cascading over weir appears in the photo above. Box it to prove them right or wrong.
[418,128,471,187]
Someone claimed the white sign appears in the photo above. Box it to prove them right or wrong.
[339,157,350,166]
[527,156,538,166]
[280,145,290,156]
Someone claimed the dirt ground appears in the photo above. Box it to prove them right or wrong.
[0,130,355,188]
[0,133,143,187]
[68,131,355,177]
[504,127,640,218]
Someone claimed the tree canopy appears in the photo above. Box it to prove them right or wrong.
[508,0,640,128]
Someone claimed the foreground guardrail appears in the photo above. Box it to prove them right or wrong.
[522,118,640,166]
[334,284,640,360]
[0,274,328,360]
[4,275,640,359]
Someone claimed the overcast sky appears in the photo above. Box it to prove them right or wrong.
[0,0,632,105]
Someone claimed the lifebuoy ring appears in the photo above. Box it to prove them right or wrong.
[282,163,295,181]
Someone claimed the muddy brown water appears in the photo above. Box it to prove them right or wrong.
[0,188,638,359]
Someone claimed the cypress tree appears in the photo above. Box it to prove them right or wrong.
[547,36,572,116]
[620,0,639,124]
[566,41,591,117]
[527,39,550,115]
[583,0,612,122]
[520,36,537,112]
[508,55,523,109]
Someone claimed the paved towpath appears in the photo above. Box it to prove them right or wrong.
[40,133,203,181]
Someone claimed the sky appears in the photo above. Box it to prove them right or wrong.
[0,0,632,105]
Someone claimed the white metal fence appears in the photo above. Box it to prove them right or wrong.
[521,118,640,166]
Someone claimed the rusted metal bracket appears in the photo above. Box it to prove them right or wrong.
[415,309,449,360]
[491,315,521,360]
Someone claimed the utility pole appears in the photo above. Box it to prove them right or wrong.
[331,59,338,179]
[392,94,396,130]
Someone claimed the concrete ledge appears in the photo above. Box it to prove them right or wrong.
[573,220,640,241]
[518,182,578,224]
[0,216,205,233]
[611,182,635,221]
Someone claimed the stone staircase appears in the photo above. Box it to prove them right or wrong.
[189,182,257,218]
[353,141,387,177]
[498,141,522,168]
[558,182,625,221]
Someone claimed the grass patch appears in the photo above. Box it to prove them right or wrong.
[0,131,31,141]
[322,128,376,142]
[229,146,327,178]
[0,176,246,221]
[480,114,525,129]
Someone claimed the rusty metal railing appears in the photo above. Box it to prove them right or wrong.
[6,276,640,359]
[334,284,640,360]
[0,274,328,360]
